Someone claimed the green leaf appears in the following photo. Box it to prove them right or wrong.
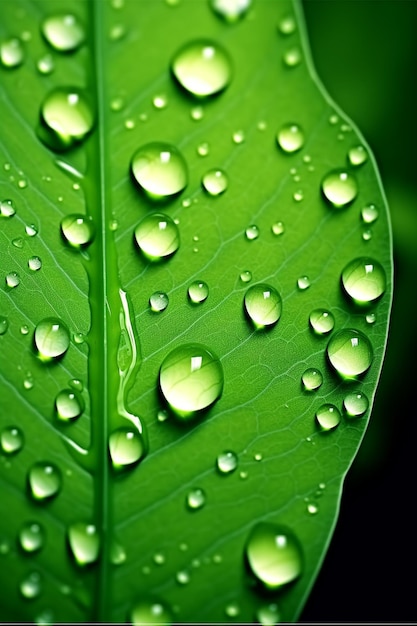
[0,0,392,623]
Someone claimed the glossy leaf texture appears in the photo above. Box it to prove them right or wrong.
[0,0,392,622]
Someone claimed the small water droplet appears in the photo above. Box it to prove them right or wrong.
[327,328,373,378]
[110,96,124,112]
[159,343,224,418]
[348,145,368,167]
[0,316,8,336]
[309,308,334,335]
[362,228,372,241]
[37,54,54,74]
[190,105,204,121]
[321,169,358,208]
[153,552,165,565]
[186,487,206,510]
[366,312,376,325]
[19,522,45,553]
[153,93,168,109]
[306,502,319,515]
[245,522,303,589]
[361,204,379,224]
[293,189,304,202]
[240,270,252,283]
[12,237,24,249]
[239,470,248,480]
[20,571,42,599]
[176,570,190,585]
[41,14,85,52]
[210,0,251,22]
[108,426,146,470]
[341,257,386,304]
[157,409,169,423]
[134,213,180,261]
[55,389,84,422]
[124,118,135,130]
[28,462,61,501]
[297,275,310,290]
[283,46,302,67]
[131,142,188,201]
[67,522,100,566]
[188,281,209,304]
[277,123,304,153]
[130,599,173,625]
[1,38,24,68]
[216,450,238,474]
[28,256,42,271]
[40,88,94,151]
[244,283,282,329]
[171,39,232,98]
[23,372,34,390]
[0,199,15,218]
[232,130,245,144]
[343,391,369,418]
[1,426,24,454]
[110,541,126,565]
[197,141,210,157]
[315,404,341,431]
[6,272,20,288]
[271,221,285,236]
[149,291,169,312]
[278,14,296,35]
[202,168,228,195]
[34,317,70,360]
[17,178,27,189]
[225,602,240,617]
[25,224,38,236]
[109,23,126,41]
[301,368,323,391]
[245,225,259,240]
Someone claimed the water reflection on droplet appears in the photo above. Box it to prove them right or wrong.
[171,39,232,98]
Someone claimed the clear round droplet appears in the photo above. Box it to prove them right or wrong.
[28,256,42,271]
[244,283,282,329]
[293,189,304,202]
[245,225,259,241]
[188,281,209,304]
[67,522,100,566]
[361,204,379,224]
[186,488,206,510]
[341,257,386,304]
[61,214,94,247]
[134,213,180,261]
[309,309,335,335]
[19,522,45,553]
[0,316,8,335]
[131,142,188,200]
[278,14,296,35]
[37,54,54,74]
[190,105,204,121]
[41,14,85,52]
[232,130,245,144]
[307,502,319,515]
[277,123,304,153]
[315,403,341,431]
[343,391,369,418]
[55,389,84,422]
[159,343,224,418]
[217,450,238,474]
[245,522,303,589]
[40,88,94,151]
[130,598,173,626]
[301,368,323,391]
[327,328,373,378]
[176,570,190,585]
[210,0,252,22]
[1,426,24,454]
[171,39,232,98]
[149,291,169,312]
[108,426,146,470]
[321,169,358,208]
[25,224,38,236]
[225,603,240,617]
[0,199,16,217]
[202,168,228,195]
[197,141,210,157]
[34,317,70,359]
[348,145,368,167]
[283,46,301,67]
[28,462,62,501]
[240,270,252,283]
[20,571,42,599]
[256,602,281,626]
[366,312,376,325]
[1,38,24,68]
[297,276,310,290]
[271,221,285,236]
[6,272,20,288]
[153,93,168,109]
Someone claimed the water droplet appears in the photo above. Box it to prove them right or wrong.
[256,602,281,625]
[309,308,335,335]
[28,462,61,501]
[366,312,376,325]
[6,272,20,288]
[61,214,95,247]
[315,404,341,431]
[186,487,206,510]
[176,570,190,585]
[283,46,301,67]
[55,389,84,422]
[348,145,368,167]
[293,189,304,203]
[35,609,54,626]
[277,123,304,153]
[197,141,210,157]
[301,368,323,391]
[240,270,252,283]
[153,93,168,109]
[20,571,42,599]
[1,426,24,454]
[327,328,373,378]
[0,199,15,218]
[153,552,165,565]
[232,130,245,144]
[321,169,358,208]
[159,343,224,418]
[110,96,124,112]
[278,14,296,35]
[245,522,303,589]
[244,284,282,329]
[343,391,369,417]
[12,237,24,249]
[306,502,319,515]
[34,317,70,360]
[109,23,126,41]
[190,105,204,120]
[125,118,135,130]
[0,316,9,336]
[67,522,100,566]
[362,228,372,242]
[202,168,228,195]
[130,599,173,625]
[37,54,54,74]
[361,204,379,224]
[216,450,238,474]
[108,426,146,470]
[210,0,251,22]
[245,225,259,240]
[41,14,85,51]
[23,372,34,390]
[341,257,386,304]
[149,291,169,312]
[40,88,94,151]
[297,275,310,290]
[225,602,240,617]
[25,224,38,236]
[21,324,29,336]
[1,38,24,68]
[171,39,232,98]
[134,213,180,261]
[131,142,188,200]
[111,541,127,565]
[19,522,45,553]
[188,281,209,304]
[28,256,42,271]
[271,221,285,236]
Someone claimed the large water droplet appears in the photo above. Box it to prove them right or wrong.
[171,40,232,98]
[149,292,169,312]
[67,522,100,566]
[327,328,373,378]
[277,123,304,153]
[1,38,24,68]
[321,169,358,208]
[159,343,224,418]
[245,225,259,241]
[210,0,252,22]
[28,256,42,271]
[217,450,238,474]
[130,598,173,625]
[245,522,303,589]
[41,14,85,52]
[244,283,282,329]
[134,213,180,260]
[315,404,341,431]
[186,488,206,510]
[188,281,209,304]
[348,145,368,167]
[343,391,369,418]
[55,389,84,422]
[20,571,42,599]
[109,427,146,470]
[28,462,62,501]
[34,317,70,360]
[271,221,285,236]
[131,142,188,200]
[61,214,94,247]
[19,522,45,553]
[297,275,310,290]
[341,257,386,304]
[6,272,20,288]
[301,368,323,391]
[40,88,94,151]
[1,426,24,454]
[309,309,335,335]
[202,168,228,195]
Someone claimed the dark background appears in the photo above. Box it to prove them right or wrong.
[300,1,417,622]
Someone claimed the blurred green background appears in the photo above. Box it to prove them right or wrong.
[301,1,417,621]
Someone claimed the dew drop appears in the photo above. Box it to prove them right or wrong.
[28,462,61,501]
[341,257,386,304]
[12,237,24,249]
[225,603,240,617]
[6,272,20,288]
[366,312,376,325]
[28,256,42,271]
[111,541,126,565]
[256,602,281,625]
[361,204,379,224]
[61,214,95,247]
[1,38,24,68]
[283,46,302,67]
[0,199,15,218]
[277,123,304,153]
[301,368,323,391]
[309,309,334,335]
[176,570,190,585]
[171,39,232,98]
[110,96,124,112]
[190,105,204,120]
[20,324,29,336]
[20,571,42,600]
[348,145,368,167]
[149,291,169,312]
[315,404,341,431]
[109,23,126,41]
[131,142,188,200]
[306,502,319,515]
[19,522,45,553]
[202,168,228,195]
[343,391,369,418]
[134,213,180,261]
[34,317,70,360]
[197,141,210,157]
[245,225,259,240]
[37,54,54,74]
[321,169,358,208]
[40,88,94,151]
[245,522,303,589]
[297,275,310,290]
[130,599,173,625]
[35,609,54,626]
[244,283,282,329]
[125,119,135,130]
[55,389,84,422]
[153,552,165,565]
[217,450,238,474]
[186,487,206,510]
[362,228,372,242]
[188,281,209,304]
[278,14,296,35]
[153,93,168,109]
[271,221,285,236]
[41,14,85,52]
[159,343,224,418]
[210,0,251,22]
[25,224,38,237]
[108,427,146,470]
[1,426,24,454]
[327,328,373,378]
[67,523,100,566]
[0,316,9,336]
[240,270,252,283]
